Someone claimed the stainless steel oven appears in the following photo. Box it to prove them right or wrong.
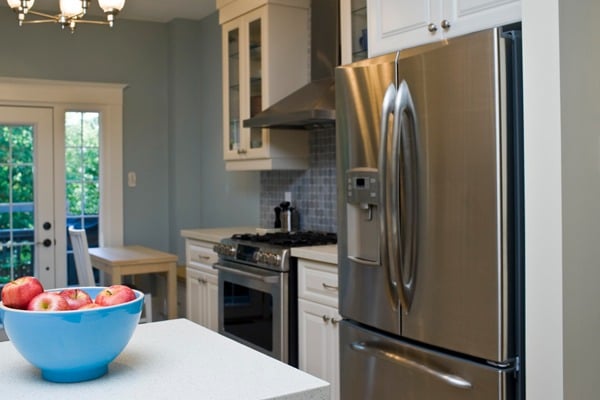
[213,232,337,367]
[214,259,293,365]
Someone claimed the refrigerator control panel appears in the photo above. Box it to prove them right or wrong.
[346,168,379,205]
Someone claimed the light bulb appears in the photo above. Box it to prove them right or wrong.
[7,0,35,10]
[98,0,125,12]
[59,0,83,18]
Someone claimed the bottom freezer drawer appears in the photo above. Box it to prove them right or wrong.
[340,320,516,400]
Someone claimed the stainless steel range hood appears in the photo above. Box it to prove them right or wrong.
[243,0,338,130]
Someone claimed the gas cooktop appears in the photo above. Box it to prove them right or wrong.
[214,231,337,272]
[230,231,337,248]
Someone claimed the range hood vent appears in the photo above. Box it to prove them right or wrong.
[243,0,338,130]
[243,78,335,129]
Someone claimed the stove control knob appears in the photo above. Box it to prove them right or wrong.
[216,244,234,257]
[265,253,274,265]
[267,253,281,266]
[256,251,266,264]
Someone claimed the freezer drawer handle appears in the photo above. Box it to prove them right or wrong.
[350,341,473,390]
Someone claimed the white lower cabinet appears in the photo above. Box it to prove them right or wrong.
[186,267,218,331]
[297,259,340,400]
[185,239,219,331]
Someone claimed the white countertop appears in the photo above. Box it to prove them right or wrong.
[0,319,329,400]
[291,245,338,265]
[181,226,257,243]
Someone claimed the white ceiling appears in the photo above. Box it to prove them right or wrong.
[118,0,217,23]
[0,0,217,23]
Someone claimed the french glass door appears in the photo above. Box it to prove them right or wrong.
[0,106,57,289]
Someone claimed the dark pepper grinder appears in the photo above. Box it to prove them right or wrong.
[274,206,282,229]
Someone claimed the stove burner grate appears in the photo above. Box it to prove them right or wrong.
[231,231,337,247]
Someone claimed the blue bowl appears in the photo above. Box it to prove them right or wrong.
[0,286,143,383]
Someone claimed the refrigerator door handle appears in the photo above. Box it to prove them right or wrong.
[378,83,400,310]
[390,79,419,312]
[349,341,473,390]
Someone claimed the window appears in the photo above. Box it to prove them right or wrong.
[65,111,100,285]
[0,124,35,283]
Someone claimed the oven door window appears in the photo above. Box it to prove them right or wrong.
[223,282,273,351]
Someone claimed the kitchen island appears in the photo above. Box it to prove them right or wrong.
[0,318,329,400]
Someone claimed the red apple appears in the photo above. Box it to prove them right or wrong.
[27,292,69,311]
[59,288,93,310]
[78,303,101,310]
[1,276,45,310]
[94,285,136,306]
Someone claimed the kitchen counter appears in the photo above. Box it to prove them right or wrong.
[291,245,338,265]
[181,226,257,243]
[0,319,329,400]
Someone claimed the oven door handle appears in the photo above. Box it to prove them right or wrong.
[213,263,280,284]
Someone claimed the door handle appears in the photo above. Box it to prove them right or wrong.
[350,341,472,390]
[390,79,419,312]
[213,263,279,284]
[378,83,400,311]
[37,239,53,247]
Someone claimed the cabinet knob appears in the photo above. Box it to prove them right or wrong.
[441,19,451,30]
[197,278,207,284]
[427,23,438,33]
[322,315,330,323]
[237,148,247,155]
[331,318,339,325]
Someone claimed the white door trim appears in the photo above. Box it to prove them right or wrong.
[0,77,126,287]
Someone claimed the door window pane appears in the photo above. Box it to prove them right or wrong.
[65,111,100,285]
[0,125,35,284]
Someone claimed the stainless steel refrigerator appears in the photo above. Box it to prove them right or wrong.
[336,25,524,399]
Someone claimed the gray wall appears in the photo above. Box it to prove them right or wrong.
[559,2,600,398]
[0,9,260,262]
[167,14,260,262]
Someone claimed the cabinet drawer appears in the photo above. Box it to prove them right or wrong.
[298,259,339,308]
[186,240,218,274]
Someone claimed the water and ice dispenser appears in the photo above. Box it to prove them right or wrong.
[346,168,380,264]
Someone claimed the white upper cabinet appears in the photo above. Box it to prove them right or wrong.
[367,0,520,56]
[218,0,311,171]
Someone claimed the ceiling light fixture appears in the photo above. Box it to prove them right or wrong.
[6,0,126,32]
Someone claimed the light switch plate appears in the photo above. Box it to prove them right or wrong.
[128,171,136,187]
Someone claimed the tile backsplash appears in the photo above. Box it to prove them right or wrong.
[260,128,337,233]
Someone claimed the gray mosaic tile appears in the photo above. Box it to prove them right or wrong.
[260,128,337,233]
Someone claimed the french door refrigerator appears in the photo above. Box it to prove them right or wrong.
[336,25,524,399]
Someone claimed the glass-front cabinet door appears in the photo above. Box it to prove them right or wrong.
[218,0,310,171]
[341,0,368,64]
[225,22,241,156]
[222,7,267,161]
[247,16,264,153]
